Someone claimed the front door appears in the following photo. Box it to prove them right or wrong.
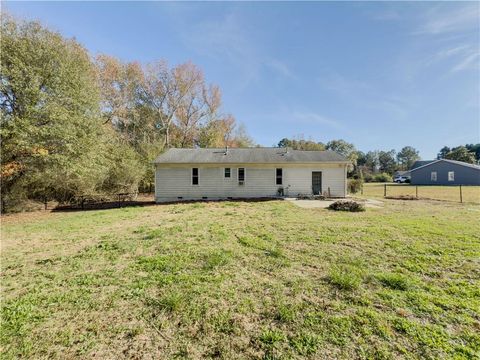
[312,171,322,195]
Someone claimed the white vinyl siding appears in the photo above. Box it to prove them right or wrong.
[155,164,347,202]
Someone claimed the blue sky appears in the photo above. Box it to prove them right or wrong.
[5,1,479,159]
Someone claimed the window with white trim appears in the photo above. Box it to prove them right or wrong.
[192,168,199,185]
[448,171,454,181]
[276,168,283,185]
[224,168,231,178]
[238,168,245,185]
[431,171,437,181]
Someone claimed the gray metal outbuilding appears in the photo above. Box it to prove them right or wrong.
[410,159,480,185]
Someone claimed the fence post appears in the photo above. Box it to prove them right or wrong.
[384,183,387,197]
[361,184,363,195]
[416,186,418,199]
[460,185,463,203]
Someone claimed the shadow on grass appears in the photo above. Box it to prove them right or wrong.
[52,197,283,213]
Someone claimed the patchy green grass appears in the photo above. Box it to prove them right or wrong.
[1,199,480,359]
[327,265,363,291]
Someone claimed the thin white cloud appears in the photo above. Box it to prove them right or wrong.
[435,45,471,60]
[416,4,479,35]
[451,51,480,73]
[422,44,479,73]
[250,108,345,132]
[399,4,480,76]
[165,9,295,89]
[264,59,296,80]
[291,111,344,130]
[318,71,408,119]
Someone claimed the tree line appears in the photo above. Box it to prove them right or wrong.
[277,137,480,181]
[277,137,420,169]
[437,144,479,164]
[0,15,252,212]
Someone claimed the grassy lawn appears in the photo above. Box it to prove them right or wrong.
[1,199,480,359]
[360,183,480,203]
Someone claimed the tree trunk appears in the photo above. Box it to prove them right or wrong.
[165,127,170,148]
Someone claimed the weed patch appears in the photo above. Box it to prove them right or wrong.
[327,266,363,290]
[377,272,412,291]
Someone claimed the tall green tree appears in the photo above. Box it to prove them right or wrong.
[364,150,380,173]
[326,139,358,167]
[464,143,480,162]
[378,150,397,174]
[437,144,479,163]
[444,146,476,164]
[437,146,451,160]
[1,15,140,211]
[277,136,325,151]
[396,146,420,170]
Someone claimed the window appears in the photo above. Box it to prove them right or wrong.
[238,168,245,185]
[192,168,199,185]
[224,168,231,178]
[276,168,283,185]
[448,171,455,181]
[431,171,437,181]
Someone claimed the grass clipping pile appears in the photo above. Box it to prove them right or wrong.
[328,200,365,212]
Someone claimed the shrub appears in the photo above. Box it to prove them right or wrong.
[363,174,374,183]
[348,179,363,194]
[328,200,365,212]
[373,173,393,182]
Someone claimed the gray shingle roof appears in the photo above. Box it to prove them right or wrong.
[154,148,348,164]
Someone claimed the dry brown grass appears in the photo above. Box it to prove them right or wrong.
[360,183,480,203]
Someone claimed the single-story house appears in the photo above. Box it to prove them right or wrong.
[410,159,480,185]
[153,147,349,202]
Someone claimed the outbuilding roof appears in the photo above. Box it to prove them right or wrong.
[154,147,348,164]
[409,159,480,172]
[411,160,435,169]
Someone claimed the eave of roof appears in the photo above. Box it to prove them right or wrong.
[409,159,480,172]
[154,147,349,164]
